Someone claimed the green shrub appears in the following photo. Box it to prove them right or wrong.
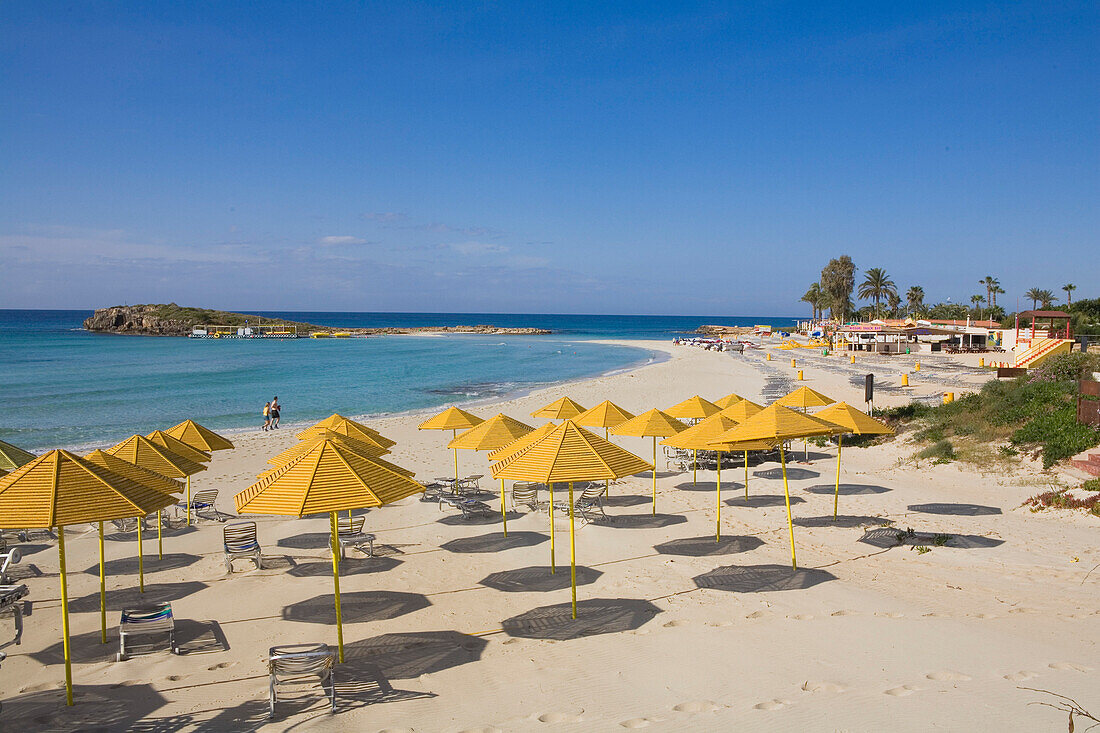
[918,440,955,463]
[1027,352,1100,383]
[874,402,933,421]
[1082,479,1100,492]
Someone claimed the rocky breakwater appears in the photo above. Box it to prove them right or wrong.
[695,324,756,337]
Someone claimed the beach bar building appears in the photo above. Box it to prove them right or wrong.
[190,324,299,338]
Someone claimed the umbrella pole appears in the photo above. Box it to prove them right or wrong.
[157,510,163,560]
[651,437,657,515]
[329,512,345,663]
[549,482,556,574]
[453,430,459,484]
[98,521,107,644]
[605,428,611,496]
[833,434,843,520]
[780,446,797,571]
[500,478,508,536]
[716,452,722,542]
[137,517,144,593]
[186,475,191,526]
[693,449,697,486]
[58,525,74,706]
[744,450,749,499]
[568,482,577,619]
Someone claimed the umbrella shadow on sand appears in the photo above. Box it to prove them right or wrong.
[693,564,837,592]
[282,590,430,625]
[440,531,548,554]
[859,527,1005,549]
[0,683,167,731]
[277,532,340,551]
[654,535,765,557]
[478,565,602,593]
[67,581,208,614]
[602,493,650,508]
[592,513,687,530]
[753,467,819,481]
[344,630,487,679]
[79,553,202,577]
[28,619,229,665]
[287,556,402,578]
[804,483,891,496]
[724,494,805,509]
[502,598,662,641]
[907,503,1002,516]
[794,515,893,529]
[436,511,522,527]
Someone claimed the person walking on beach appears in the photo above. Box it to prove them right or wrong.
[270,396,281,429]
[262,401,271,431]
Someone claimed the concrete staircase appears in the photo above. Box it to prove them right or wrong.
[1070,449,1100,477]
[1013,338,1073,368]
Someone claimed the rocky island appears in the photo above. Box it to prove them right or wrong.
[83,304,552,337]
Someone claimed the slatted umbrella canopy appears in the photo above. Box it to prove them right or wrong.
[490,420,652,618]
[573,400,635,430]
[258,440,412,481]
[714,392,747,409]
[269,430,389,468]
[530,396,586,421]
[0,450,176,706]
[164,419,234,452]
[665,395,721,421]
[0,438,36,472]
[661,414,744,537]
[774,386,835,410]
[235,439,422,663]
[609,408,686,513]
[719,399,764,422]
[486,422,557,462]
[710,404,843,570]
[298,414,396,450]
[107,434,207,526]
[812,402,895,519]
[147,430,212,465]
[448,413,535,534]
[418,407,484,485]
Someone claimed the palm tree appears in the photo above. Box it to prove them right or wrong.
[970,294,984,319]
[801,283,825,320]
[980,276,1000,309]
[1025,287,1045,310]
[887,292,901,318]
[857,268,897,318]
[992,285,1004,309]
[906,286,925,315]
[1038,289,1055,310]
[1063,283,1076,306]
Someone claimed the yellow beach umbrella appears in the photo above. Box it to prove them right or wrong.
[490,420,652,618]
[573,400,635,497]
[0,450,175,705]
[448,413,534,535]
[665,396,722,484]
[774,386,835,410]
[269,429,389,467]
[661,414,743,537]
[164,419,234,452]
[487,422,557,462]
[719,399,765,497]
[710,404,842,570]
[0,438,36,472]
[147,430,212,465]
[609,409,686,514]
[418,407,484,485]
[298,414,396,450]
[812,402,895,519]
[531,396,587,421]
[235,439,423,663]
[82,449,184,643]
[714,392,746,410]
[107,434,206,527]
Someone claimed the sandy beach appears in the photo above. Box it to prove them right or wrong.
[2,339,1097,732]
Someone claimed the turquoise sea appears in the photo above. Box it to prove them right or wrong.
[0,310,798,451]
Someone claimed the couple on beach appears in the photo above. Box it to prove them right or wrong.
[262,397,281,431]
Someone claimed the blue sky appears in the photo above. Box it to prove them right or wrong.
[1,2,1096,315]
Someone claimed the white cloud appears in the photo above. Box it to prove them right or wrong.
[444,241,510,256]
[318,235,368,246]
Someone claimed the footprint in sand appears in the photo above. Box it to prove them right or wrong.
[619,719,653,728]
[663,620,689,628]
[926,671,971,682]
[1049,662,1093,673]
[788,614,813,621]
[752,699,789,711]
[378,729,417,733]
[801,681,846,693]
[884,685,919,696]
[166,675,184,682]
[459,727,502,733]
[1003,671,1039,681]
[537,711,584,723]
[831,610,856,617]
[207,661,234,671]
[745,610,768,619]
[673,701,720,713]
[874,612,904,619]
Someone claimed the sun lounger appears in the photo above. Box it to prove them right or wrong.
[268,643,336,718]
[336,515,375,559]
[553,483,608,522]
[418,480,447,502]
[456,474,483,495]
[0,583,28,648]
[178,489,222,522]
[223,520,263,572]
[511,482,540,511]
[0,549,21,585]
[117,602,178,661]
[440,495,495,519]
